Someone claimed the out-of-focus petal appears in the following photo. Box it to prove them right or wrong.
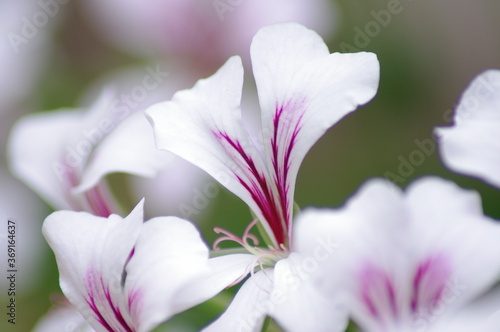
[8,110,85,210]
[32,304,94,332]
[76,112,174,192]
[295,177,500,332]
[8,88,119,211]
[436,69,500,188]
[270,254,348,332]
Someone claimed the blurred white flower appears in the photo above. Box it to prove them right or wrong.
[8,87,174,215]
[436,69,500,188]
[300,177,500,332]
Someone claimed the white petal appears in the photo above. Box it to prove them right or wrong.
[222,0,338,66]
[429,286,500,332]
[203,271,273,332]
[125,216,210,332]
[270,254,348,332]
[42,201,144,331]
[294,180,411,332]
[8,110,85,210]
[7,88,120,211]
[436,69,500,188]
[294,177,500,332]
[176,253,256,310]
[251,23,380,223]
[32,304,94,332]
[76,112,175,192]
[405,177,500,308]
[146,57,285,246]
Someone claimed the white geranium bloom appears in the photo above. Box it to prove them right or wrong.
[297,177,500,332]
[147,23,380,331]
[436,70,500,188]
[42,200,210,332]
[8,88,172,215]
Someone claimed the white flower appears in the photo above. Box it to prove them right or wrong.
[146,22,380,331]
[42,199,210,332]
[298,177,500,332]
[8,88,172,215]
[436,69,500,188]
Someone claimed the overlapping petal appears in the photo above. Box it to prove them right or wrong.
[436,69,500,188]
[294,177,500,332]
[8,110,85,210]
[43,200,210,332]
[8,89,118,211]
[271,254,348,332]
[8,86,178,216]
[176,254,256,309]
[203,254,348,332]
[203,271,273,332]
[147,22,380,247]
[32,304,93,332]
[76,112,174,192]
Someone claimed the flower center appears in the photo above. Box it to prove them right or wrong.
[213,219,290,285]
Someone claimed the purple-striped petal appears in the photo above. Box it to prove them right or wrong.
[147,23,380,247]
[436,69,500,188]
[43,200,210,332]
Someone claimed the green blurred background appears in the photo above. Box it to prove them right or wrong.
[2,0,500,331]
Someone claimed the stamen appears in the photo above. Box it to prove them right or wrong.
[212,218,260,251]
[212,219,290,290]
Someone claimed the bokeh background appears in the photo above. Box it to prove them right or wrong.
[1,0,500,331]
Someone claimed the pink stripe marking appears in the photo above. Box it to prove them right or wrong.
[271,99,306,244]
[212,98,306,248]
[214,132,286,246]
[359,263,398,321]
[61,157,114,216]
[410,254,452,313]
[84,267,136,332]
